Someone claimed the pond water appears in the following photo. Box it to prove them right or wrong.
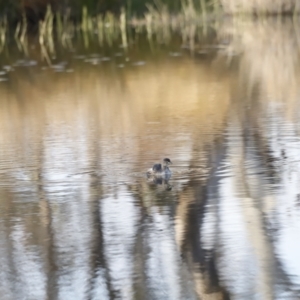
[0,19,300,300]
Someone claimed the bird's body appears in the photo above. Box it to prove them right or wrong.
[147,158,172,177]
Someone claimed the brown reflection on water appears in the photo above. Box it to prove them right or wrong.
[1,19,300,299]
[0,57,231,183]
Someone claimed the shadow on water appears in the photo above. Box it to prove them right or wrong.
[0,17,300,300]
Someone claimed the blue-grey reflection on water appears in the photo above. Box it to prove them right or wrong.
[1,20,300,300]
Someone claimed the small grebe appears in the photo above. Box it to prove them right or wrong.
[147,158,172,177]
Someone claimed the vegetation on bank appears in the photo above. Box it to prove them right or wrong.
[0,0,220,58]
[0,0,216,26]
[0,0,299,60]
[0,0,299,32]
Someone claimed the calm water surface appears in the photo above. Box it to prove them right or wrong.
[0,20,300,300]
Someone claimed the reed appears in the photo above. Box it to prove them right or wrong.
[145,12,153,41]
[96,15,104,45]
[0,16,7,53]
[61,10,73,48]
[38,6,54,53]
[120,8,128,48]
[18,14,28,54]
[56,12,63,37]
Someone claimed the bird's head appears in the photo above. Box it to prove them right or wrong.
[163,158,172,165]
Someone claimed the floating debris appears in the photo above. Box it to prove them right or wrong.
[74,55,86,59]
[84,58,101,64]
[14,59,26,66]
[169,52,182,57]
[14,60,38,67]
[3,66,13,72]
[51,65,63,70]
[101,57,111,61]
[27,60,38,66]
[51,63,67,72]
[132,61,146,66]
[118,64,125,68]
